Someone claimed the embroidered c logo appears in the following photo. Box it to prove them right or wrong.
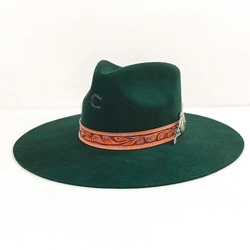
[91,93,102,109]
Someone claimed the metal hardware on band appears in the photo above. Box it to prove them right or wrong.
[173,111,186,145]
[78,112,185,150]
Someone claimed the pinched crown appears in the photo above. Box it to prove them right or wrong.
[81,60,182,133]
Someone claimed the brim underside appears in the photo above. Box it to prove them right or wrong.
[13,113,244,188]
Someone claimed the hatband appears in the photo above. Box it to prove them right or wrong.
[78,111,186,150]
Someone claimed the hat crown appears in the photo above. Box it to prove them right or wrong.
[81,60,182,132]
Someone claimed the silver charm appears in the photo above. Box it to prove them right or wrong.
[173,136,177,145]
[173,111,186,145]
[179,111,186,133]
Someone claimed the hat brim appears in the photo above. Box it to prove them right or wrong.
[13,113,244,188]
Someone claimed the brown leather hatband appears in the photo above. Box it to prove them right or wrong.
[78,116,184,150]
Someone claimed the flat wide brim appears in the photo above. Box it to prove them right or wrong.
[13,113,244,188]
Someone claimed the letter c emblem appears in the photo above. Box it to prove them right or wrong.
[91,93,102,109]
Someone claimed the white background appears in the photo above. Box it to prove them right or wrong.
[1,0,250,249]
[0,0,250,108]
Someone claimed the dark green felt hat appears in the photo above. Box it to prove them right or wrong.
[13,60,244,188]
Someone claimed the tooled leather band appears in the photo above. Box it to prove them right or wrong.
[78,116,184,150]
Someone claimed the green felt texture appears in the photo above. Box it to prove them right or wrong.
[81,61,182,132]
[13,113,244,188]
[13,61,244,187]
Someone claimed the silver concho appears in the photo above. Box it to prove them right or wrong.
[173,111,186,145]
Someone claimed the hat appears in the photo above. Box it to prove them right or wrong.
[13,60,244,188]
